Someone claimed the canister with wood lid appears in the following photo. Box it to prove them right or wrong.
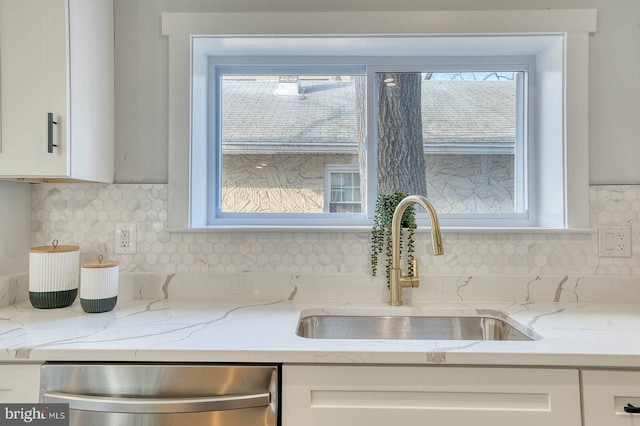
[80,255,119,313]
[29,240,79,309]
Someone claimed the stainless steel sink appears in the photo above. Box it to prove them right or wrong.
[296,314,534,341]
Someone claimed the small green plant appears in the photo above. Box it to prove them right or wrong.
[371,190,416,287]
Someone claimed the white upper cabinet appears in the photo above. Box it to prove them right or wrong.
[0,0,114,182]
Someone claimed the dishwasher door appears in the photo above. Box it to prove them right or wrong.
[40,363,278,426]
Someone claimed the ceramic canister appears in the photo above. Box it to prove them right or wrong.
[29,239,80,309]
[80,256,119,313]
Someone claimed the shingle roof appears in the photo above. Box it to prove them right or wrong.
[221,79,515,154]
[222,80,357,153]
[423,81,516,150]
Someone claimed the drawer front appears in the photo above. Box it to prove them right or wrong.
[0,364,41,403]
[583,370,640,426]
[283,365,581,426]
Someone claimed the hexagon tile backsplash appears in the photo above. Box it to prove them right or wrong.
[30,183,640,276]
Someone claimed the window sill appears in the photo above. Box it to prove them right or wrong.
[167,225,594,235]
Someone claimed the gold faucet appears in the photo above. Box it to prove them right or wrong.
[389,195,444,306]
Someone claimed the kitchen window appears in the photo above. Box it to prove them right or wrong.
[209,63,528,227]
[163,10,595,230]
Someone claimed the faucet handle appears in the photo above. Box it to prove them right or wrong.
[411,258,419,278]
[411,258,419,288]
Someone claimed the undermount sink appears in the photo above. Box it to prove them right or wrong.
[296,313,535,341]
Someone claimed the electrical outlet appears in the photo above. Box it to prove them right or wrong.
[115,223,137,254]
[598,225,631,257]
[120,228,129,247]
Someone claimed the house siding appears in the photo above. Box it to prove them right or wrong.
[222,153,514,214]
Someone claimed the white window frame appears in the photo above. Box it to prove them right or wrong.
[208,59,532,228]
[369,64,532,228]
[162,9,596,231]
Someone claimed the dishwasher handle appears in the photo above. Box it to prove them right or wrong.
[43,391,271,414]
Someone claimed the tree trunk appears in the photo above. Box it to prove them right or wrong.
[355,76,367,209]
[376,73,427,197]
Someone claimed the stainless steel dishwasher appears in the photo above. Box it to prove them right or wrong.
[40,363,279,426]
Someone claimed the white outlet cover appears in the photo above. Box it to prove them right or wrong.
[115,222,137,255]
[598,225,631,258]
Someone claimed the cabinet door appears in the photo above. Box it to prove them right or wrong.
[0,364,41,403]
[583,370,640,425]
[283,365,581,426]
[0,0,68,177]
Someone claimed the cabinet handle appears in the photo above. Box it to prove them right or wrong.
[47,113,58,153]
[624,403,640,413]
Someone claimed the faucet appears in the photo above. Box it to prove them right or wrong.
[389,195,444,306]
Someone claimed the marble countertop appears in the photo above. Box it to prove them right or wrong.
[2,297,640,367]
[1,272,640,367]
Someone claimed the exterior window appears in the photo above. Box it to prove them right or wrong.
[325,165,361,213]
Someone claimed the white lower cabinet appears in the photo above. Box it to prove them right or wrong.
[0,363,42,403]
[282,365,581,426]
[582,369,640,425]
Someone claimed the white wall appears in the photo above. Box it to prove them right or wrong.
[0,181,30,276]
[114,0,640,184]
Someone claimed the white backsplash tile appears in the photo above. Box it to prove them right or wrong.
[30,183,640,277]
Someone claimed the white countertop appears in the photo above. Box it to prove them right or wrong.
[1,272,640,367]
[1,297,640,367]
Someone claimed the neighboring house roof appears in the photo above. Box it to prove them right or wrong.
[422,80,515,154]
[222,80,357,153]
[221,79,515,154]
